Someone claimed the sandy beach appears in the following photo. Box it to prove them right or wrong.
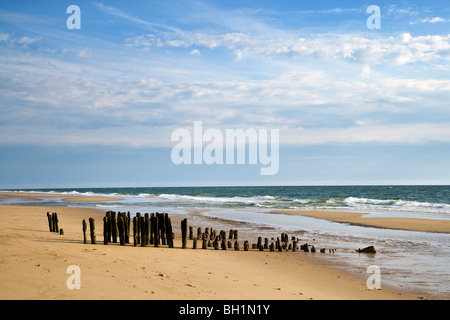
[0,191,429,300]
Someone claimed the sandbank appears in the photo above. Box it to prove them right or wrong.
[270,210,450,234]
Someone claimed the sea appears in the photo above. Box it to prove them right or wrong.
[1,185,449,299]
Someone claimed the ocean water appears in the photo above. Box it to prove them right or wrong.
[1,185,449,298]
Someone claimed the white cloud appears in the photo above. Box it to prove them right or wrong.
[420,17,446,23]
[126,32,450,65]
[0,33,41,48]
[190,49,200,56]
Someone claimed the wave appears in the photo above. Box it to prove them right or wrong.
[6,188,449,215]
[344,196,450,211]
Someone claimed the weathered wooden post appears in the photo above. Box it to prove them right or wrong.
[144,213,150,246]
[82,219,87,244]
[105,212,112,243]
[126,212,131,244]
[189,226,193,240]
[233,230,238,240]
[234,241,240,251]
[197,227,202,240]
[277,238,282,252]
[118,216,126,246]
[47,212,53,232]
[165,215,174,248]
[202,238,207,249]
[111,212,117,243]
[153,214,159,247]
[103,216,109,245]
[132,217,137,247]
[193,238,197,249]
[257,236,262,250]
[229,229,234,239]
[135,213,141,245]
[213,238,219,250]
[158,213,166,245]
[270,243,275,252]
[181,218,188,249]
[140,216,146,247]
[243,240,249,251]
[88,217,96,244]
[264,238,269,249]
[221,239,227,250]
[52,212,59,233]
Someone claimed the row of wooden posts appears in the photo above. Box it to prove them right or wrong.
[77,211,334,253]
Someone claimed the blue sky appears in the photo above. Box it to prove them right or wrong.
[0,0,449,188]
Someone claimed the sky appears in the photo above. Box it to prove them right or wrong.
[0,0,449,188]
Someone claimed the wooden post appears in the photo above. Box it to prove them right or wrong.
[82,219,87,244]
[229,229,234,239]
[153,214,159,247]
[165,215,174,248]
[111,212,117,243]
[189,226,193,240]
[47,212,53,232]
[193,238,197,249]
[257,236,262,250]
[233,230,238,240]
[118,216,126,246]
[243,240,249,251]
[106,211,112,243]
[140,216,146,247]
[132,217,137,247]
[126,212,131,244]
[234,241,240,251]
[158,213,166,245]
[144,213,150,246]
[202,238,207,249]
[103,216,109,245]
[197,227,202,240]
[221,239,227,250]
[89,217,96,244]
[264,238,269,249]
[59,229,64,235]
[181,218,188,249]
[53,212,59,233]
[135,213,141,244]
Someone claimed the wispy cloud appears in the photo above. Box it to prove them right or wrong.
[93,1,180,33]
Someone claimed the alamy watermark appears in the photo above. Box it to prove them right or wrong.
[66,5,81,30]
[66,265,81,289]
[171,121,279,175]
[366,265,381,290]
[367,5,381,30]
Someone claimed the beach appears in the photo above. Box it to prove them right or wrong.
[0,192,429,300]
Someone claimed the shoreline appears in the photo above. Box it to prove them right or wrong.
[0,203,425,300]
[0,191,124,203]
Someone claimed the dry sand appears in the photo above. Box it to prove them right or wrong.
[270,210,450,234]
[0,203,423,300]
